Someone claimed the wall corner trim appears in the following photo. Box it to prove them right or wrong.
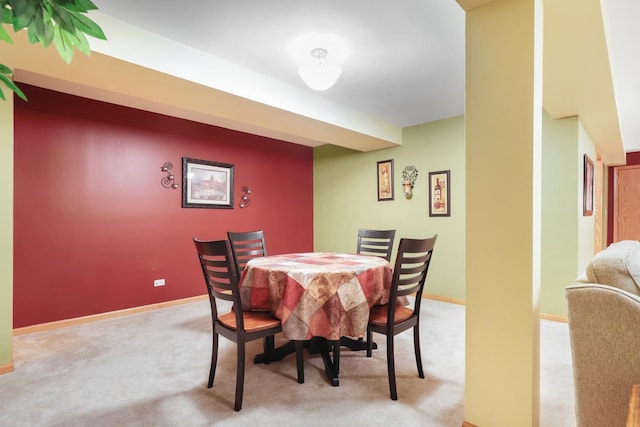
[0,362,15,375]
[13,295,208,336]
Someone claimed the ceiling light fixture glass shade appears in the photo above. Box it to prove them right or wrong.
[298,48,342,91]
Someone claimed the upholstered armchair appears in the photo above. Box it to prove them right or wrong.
[584,239,640,296]
[566,240,640,427]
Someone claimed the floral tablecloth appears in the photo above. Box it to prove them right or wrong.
[239,252,393,341]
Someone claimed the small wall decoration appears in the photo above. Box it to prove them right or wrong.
[583,154,594,216]
[377,159,394,201]
[160,162,179,189]
[182,157,234,209]
[401,165,418,199]
[239,185,251,208]
[429,170,450,217]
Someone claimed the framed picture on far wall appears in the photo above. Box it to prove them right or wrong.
[583,154,594,216]
[429,170,450,217]
[377,159,394,201]
[182,157,234,209]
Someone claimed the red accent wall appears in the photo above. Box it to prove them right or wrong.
[13,85,314,328]
[606,151,640,246]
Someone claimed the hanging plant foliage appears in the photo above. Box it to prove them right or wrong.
[0,0,107,101]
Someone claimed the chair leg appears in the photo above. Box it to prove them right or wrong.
[366,328,373,357]
[413,324,424,378]
[208,332,219,388]
[234,342,246,411]
[295,340,305,384]
[387,334,398,400]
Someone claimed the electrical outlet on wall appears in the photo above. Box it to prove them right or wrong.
[154,278,165,287]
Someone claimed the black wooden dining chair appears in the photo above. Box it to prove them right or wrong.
[193,238,303,411]
[227,230,268,273]
[357,228,396,261]
[366,235,437,400]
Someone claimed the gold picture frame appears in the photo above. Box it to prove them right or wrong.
[377,159,394,201]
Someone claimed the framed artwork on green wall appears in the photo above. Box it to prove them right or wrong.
[377,159,394,201]
[429,170,450,217]
[583,154,594,216]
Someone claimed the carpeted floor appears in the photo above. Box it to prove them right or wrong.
[0,298,575,426]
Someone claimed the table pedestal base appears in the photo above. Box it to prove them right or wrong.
[340,336,378,351]
[253,337,377,386]
[307,338,340,386]
[253,340,295,364]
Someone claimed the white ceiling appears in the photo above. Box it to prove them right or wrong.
[93,0,466,130]
[81,1,640,155]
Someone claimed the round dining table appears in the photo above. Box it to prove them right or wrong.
[238,252,394,385]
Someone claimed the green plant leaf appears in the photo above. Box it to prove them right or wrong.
[68,9,104,39]
[60,0,97,13]
[71,27,89,55]
[2,6,14,25]
[0,22,13,43]
[77,0,98,12]
[47,2,75,34]
[52,24,73,62]
[0,0,107,102]
[28,24,53,47]
[31,5,53,46]
[60,25,88,55]
[14,84,27,100]
[9,0,37,30]
[0,69,27,100]
[26,24,39,43]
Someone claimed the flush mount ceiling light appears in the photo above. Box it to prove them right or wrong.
[298,47,342,91]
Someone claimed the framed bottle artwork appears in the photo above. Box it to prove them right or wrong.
[377,159,394,201]
[429,170,450,217]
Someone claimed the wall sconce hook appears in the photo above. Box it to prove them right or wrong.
[161,162,179,189]
[239,185,251,208]
[402,166,418,199]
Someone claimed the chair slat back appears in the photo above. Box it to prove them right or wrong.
[357,228,396,261]
[193,238,242,324]
[390,236,437,303]
[227,230,268,273]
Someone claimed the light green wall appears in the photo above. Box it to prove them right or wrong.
[314,115,466,300]
[577,119,597,273]
[314,112,594,317]
[540,112,579,316]
[0,95,13,367]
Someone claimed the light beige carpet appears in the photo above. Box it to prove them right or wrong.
[0,298,575,426]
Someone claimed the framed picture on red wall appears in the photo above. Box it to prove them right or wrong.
[182,157,234,209]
